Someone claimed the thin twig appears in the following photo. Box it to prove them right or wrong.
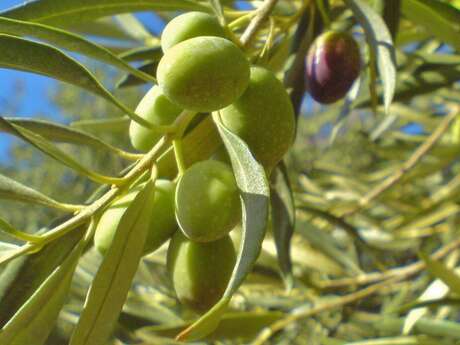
[317,238,460,289]
[299,205,387,270]
[344,107,459,217]
[251,277,401,345]
[240,0,280,47]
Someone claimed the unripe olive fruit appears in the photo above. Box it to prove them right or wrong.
[129,86,182,152]
[306,31,361,104]
[167,231,236,312]
[161,12,226,52]
[175,160,240,242]
[220,66,295,171]
[157,36,250,112]
[94,180,176,256]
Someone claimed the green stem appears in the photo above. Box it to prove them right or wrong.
[173,139,187,176]
[314,0,331,28]
[35,110,198,248]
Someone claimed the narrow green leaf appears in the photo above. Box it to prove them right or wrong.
[114,14,155,43]
[0,117,120,185]
[0,34,151,128]
[138,311,284,342]
[412,52,460,65]
[68,17,145,42]
[116,61,157,89]
[0,223,85,327]
[0,217,41,243]
[345,0,397,114]
[403,279,449,334]
[0,17,154,82]
[0,172,74,211]
[0,244,35,268]
[355,65,460,108]
[1,0,209,27]
[0,238,84,345]
[70,179,157,345]
[270,163,295,289]
[420,252,460,295]
[177,113,270,341]
[1,117,136,159]
[71,117,129,133]
[209,0,226,25]
[402,0,460,51]
[119,46,162,62]
[342,335,441,345]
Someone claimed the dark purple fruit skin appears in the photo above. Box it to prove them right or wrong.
[306,31,361,104]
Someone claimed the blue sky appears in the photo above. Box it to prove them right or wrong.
[0,0,168,162]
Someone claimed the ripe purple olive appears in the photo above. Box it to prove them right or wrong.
[306,31,361,104]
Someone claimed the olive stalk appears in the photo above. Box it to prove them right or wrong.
[173,139,187,176]
[18,109,197,252]
[240,0,280,47]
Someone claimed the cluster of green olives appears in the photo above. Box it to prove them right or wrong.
[95,10,298,312]
[129,11,295,173]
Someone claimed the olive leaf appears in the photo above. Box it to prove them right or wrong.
[0,34,151,128]
[0,217,41,243]
[138,311,284,342]
[0,117,120,185]
[70,177,157,345]
[355,65,460,108]
[119,46,163,62]
[0,17,154,82]
[71,117,130,134]
[401,0,460,51]
[114,14,155,43]
[0,0,209,27]
[271,163,295,289]
[68,17,145,42]
[419,252,460,295]
[177,113,270,341]
[0,117,136,159]
[116,61,158,89]
[0,172,76,211]
[0,237,84,345]
[0,223,85,327]
[345,0,397,114]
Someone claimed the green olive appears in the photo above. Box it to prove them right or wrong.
[129,86,182,152]
[157,36,250,112]
[220,66,295,172]
[167,231,236,312]
[161,12,226,52]
[175,160,241,242]
[94,180,177,256]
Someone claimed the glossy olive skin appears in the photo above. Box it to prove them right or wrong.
[175,160,240,242]
[94,180,176,256]
[161,12,226,52]
[157,36,250,112]
[220,66,295,172]
[167,232,236,312]
[129,86,182,152]
[306,31,361,104]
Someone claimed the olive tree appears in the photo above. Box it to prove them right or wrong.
[1,1,460,344]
